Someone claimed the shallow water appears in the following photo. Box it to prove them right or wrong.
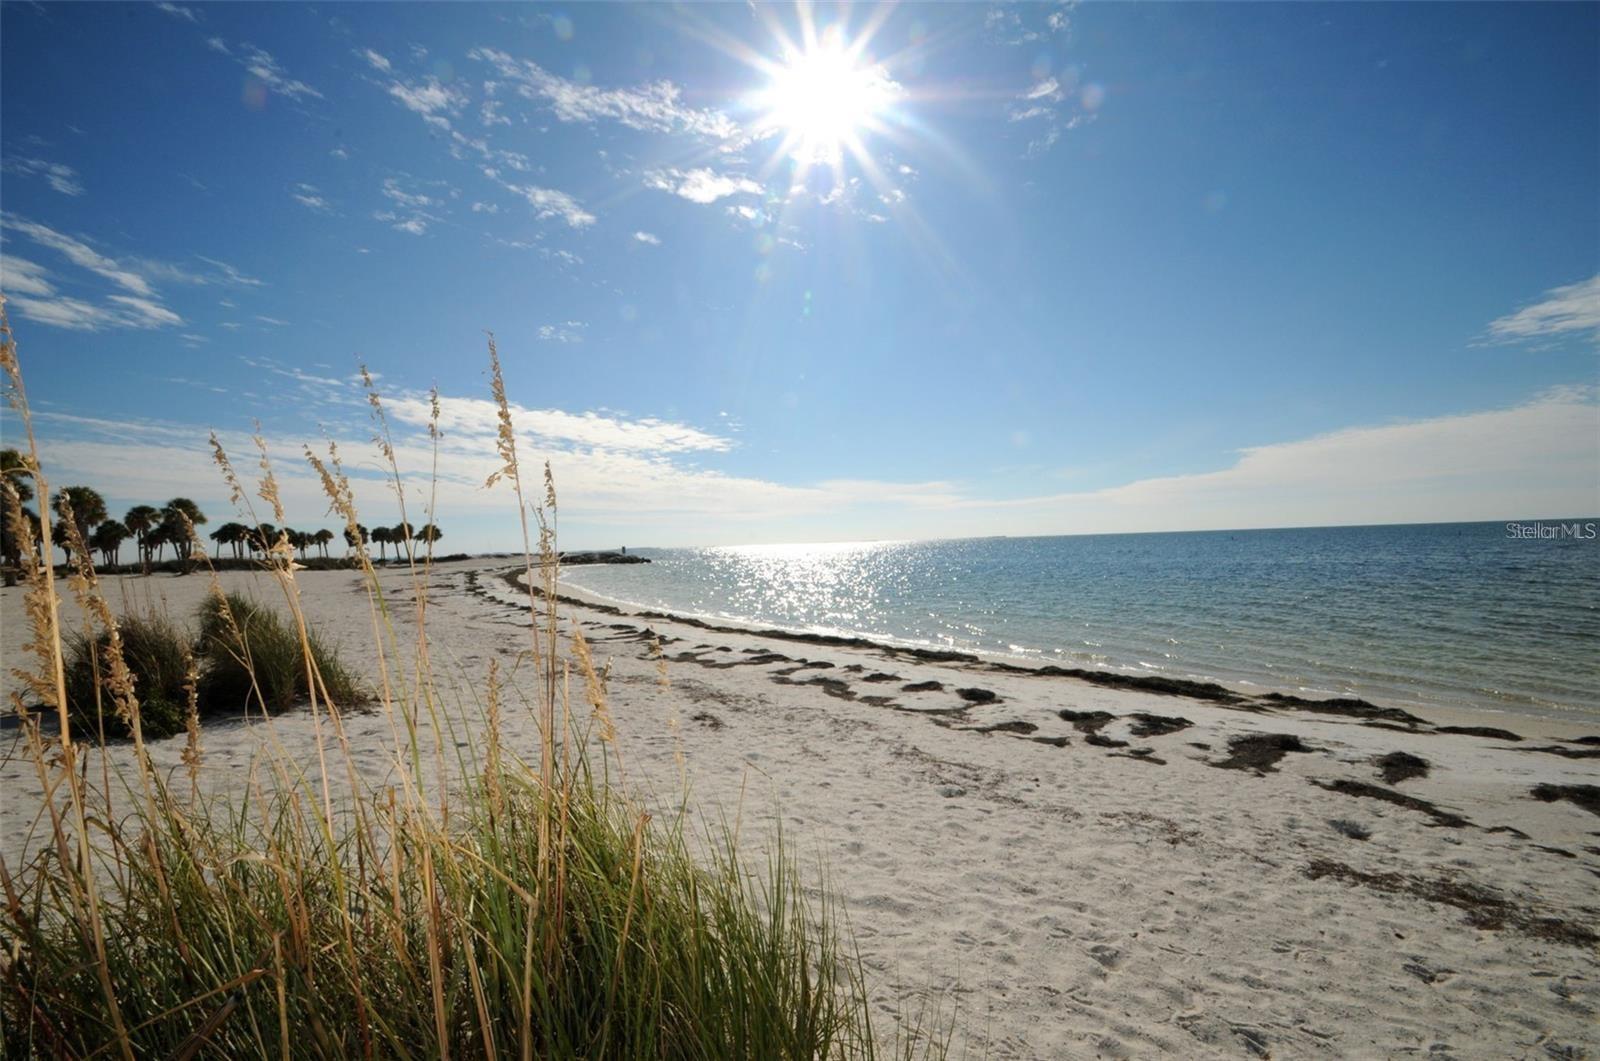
[561,521,1600,723]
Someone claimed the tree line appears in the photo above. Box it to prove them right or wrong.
[1,448,441,576]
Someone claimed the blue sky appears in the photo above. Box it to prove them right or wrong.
[1,1,1596,550]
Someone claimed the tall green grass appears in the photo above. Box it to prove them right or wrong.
[198,590,365,716]
[0,309,945,1059]
[63,609,192,739]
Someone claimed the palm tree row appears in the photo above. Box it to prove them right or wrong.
[1,449,442,576]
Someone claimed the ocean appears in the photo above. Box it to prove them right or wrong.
[559,521,1600,723]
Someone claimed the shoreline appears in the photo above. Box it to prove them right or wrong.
[549,573,1600,742]
[5,558,1598,1056]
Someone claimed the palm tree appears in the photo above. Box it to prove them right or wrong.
[371,525,391,561]
[1,503,39,585]
[343,523,369,555]
[209,521,248,560]
[251,523,279,556]
[58,485,107,541]
[391,522,412,561]
[287,529,310,561]
[414,523,443,547]
[124,505,160,569]
[314,528,334,558]
[145,525,172,564]
[0,448,34,506]
[161,498,208,566]
[90,520,130,568]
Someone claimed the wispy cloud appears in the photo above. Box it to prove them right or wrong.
[132,255,262,289]
[207,38,322,101]
[2,154,85,196]
[0,255,54,297]
[986,2,1073,46]
[645,167,762,205]
[386,392,732,454]
[192,256,263,288]
[481,169,595,227]
[468,47,740,140]
[0,250,184,331]
[106,295,182,328]
[387,77,469,131]
[153,1,199,22]
[537,321,587,344]
[633,231,661,245]
[1009,72,1097,157]
[3,215,153,295]
[0,216,259,331]
[357,47,392,73]
[23,376,1592,548]
[1483,274,1600,345]
[291,182,332,212]
[374,176,444,234]
[359,47,590,227]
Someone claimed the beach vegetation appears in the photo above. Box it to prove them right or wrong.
[0,310,941,1059]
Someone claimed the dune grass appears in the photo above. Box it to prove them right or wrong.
[63,608,193,740]
[198,590,365,716]
[58,592,367,741]
[0,311,945,1059]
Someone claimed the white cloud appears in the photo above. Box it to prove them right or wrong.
[387,78,469,129]
[468,47,741,140]
[480,99,511,127]
[20,377,1593,550]
[645,167,762,205]
[255,315,290,326]
[1009,67,1098,157]
[330,146,351,160]
[210,40,323,100]
[192,256,263,287]
[1025,78,1064,103]
[471,201,500,214]
[106,294,183,328]
[633,231,661,245]
[291,182,332,212]
[385,391,732,454]
[537,321,587,344]
[0,252,184,331]
[382,177,439,209]
[2,155,85,196]
[935,387,1600,536]
[155,1,199,21]
[2,215,151,295]
[985,7,1042,45]
[376,212,429,236]
[489,175,595,227]
[1484,274,1600,344]
[375,177,446,233]
[0,255,55,297]
[358,47,392,73]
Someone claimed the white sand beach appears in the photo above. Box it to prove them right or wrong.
[3,559,1597,1059]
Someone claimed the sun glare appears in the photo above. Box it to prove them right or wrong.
[756,28,897,166]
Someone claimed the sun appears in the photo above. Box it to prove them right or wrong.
[755,26,897,167]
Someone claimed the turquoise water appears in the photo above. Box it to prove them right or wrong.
[560,522,1600,723]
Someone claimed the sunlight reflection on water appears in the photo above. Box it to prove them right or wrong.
[562,525,1600,721]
